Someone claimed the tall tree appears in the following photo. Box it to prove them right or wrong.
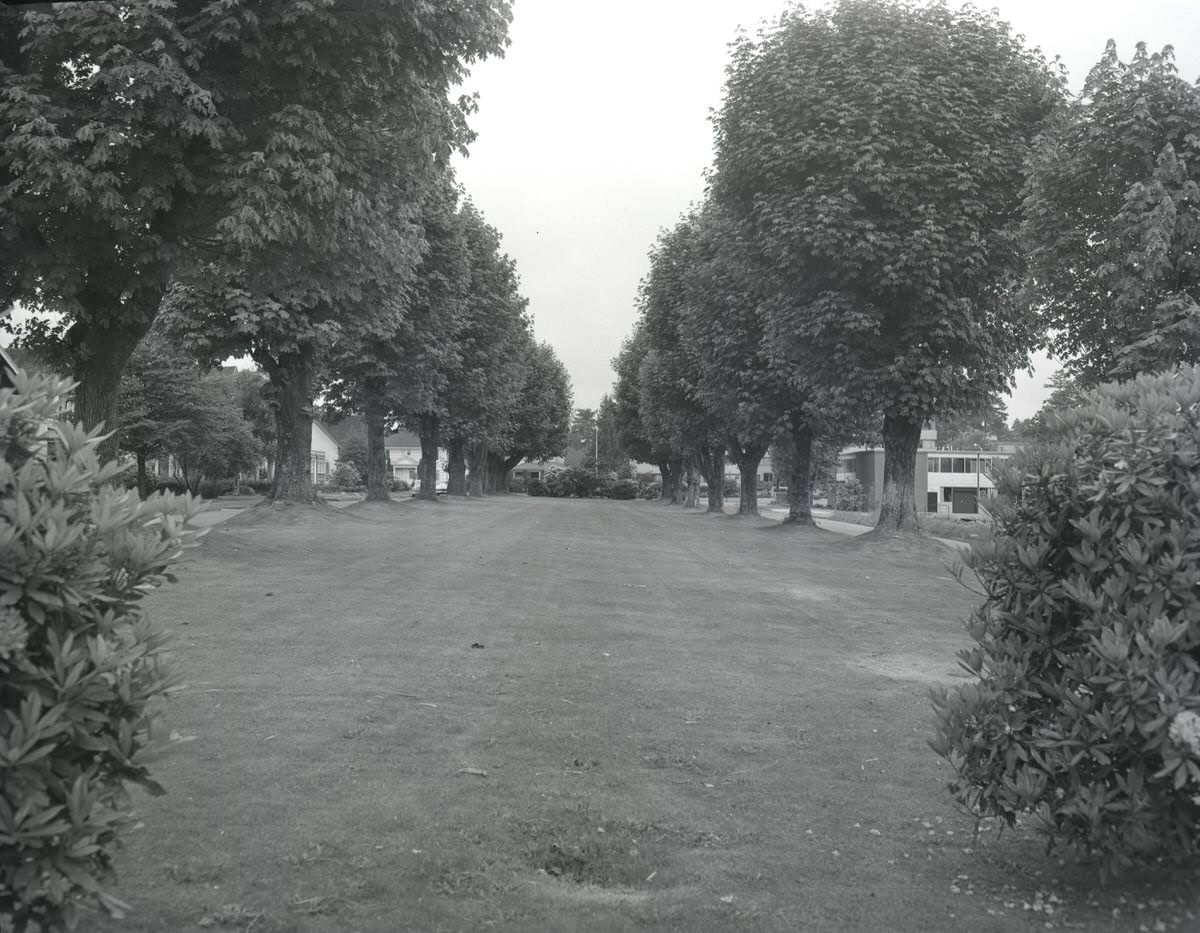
[1023,41,1200,385]
[495,341,572,483]
[321,177,469,502]
[164,2,511,502]
[712,0,1060,533]
[636,214,729,512]
[441,202,531,497]
[1,2,229,458]
[118,335,262,496]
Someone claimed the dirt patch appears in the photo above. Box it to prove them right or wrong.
[222,498,365,527]
[520,808,684,890]
[848,653,965,685]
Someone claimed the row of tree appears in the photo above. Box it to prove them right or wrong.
[610,0,1199,533]
[2,0,570,503]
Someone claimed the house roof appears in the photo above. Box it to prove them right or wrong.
[312,420,340,451]
[323,414,365,447]
[385,430,422,448]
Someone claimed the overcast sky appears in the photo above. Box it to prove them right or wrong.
[453,0,1200,422]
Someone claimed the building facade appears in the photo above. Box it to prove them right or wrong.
[837,446,1011,517]
[384,431,449,490]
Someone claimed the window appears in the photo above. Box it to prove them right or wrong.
[943,487,953,502]
[762,472,773,483]
[953,457,968,473]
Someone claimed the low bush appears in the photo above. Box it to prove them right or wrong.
[330,461,362,488]
[526,478,547,497]
[197,477,234,500]
[1,371,203,931]
[930,366,1200,877]
[152,477,187,496]
[830,478,865,511]
[607,479,640,499]
[247,479,273,495]
[640,482,661,500]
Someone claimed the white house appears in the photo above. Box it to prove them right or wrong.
[310,421,339,485]
[384,430,448,491]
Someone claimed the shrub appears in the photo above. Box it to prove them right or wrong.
[389,479,410,493]
[152,477,188,496]
[197,477,234,500]
[526,478,547,497]
[0,371,202,931]
[831,478,865,511]
[247,479,273,495]
[330,461,362,488]
[930,367,1200,877]
[640,482,661,500]
[606,479,639,499]
[722,478,739,497]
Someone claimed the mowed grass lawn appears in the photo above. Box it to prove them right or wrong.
[92,497,1196,933]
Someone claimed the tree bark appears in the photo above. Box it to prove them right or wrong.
[781,416,815,525]
[446,436,467,496]
[364,388,390,502]
[730,444,766,515]
[696,443,726,513]
[498,453,523,493]
[68,309,150,464]
[416,413,440,501]
[486,450,511,493]
[466,440,487,497]
[683,461,701,508]
[657,459,678,502]
[136,449,149,499]
[266,345,317,502]
[876,413,923,534]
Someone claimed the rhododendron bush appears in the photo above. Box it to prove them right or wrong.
[931,367,1200,876]
[1,372,202,931]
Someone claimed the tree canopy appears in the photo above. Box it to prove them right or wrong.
[709,0,1061,532]
[1022,41,1200,385]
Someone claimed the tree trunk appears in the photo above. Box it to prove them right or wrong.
[731,444,766,515]
[782,417,815,525]
[364,389,390,502]
[498,453,523,493]
[683,461,701,508]
[467,440,487,497]
[486,450,510,493]
[446,437,467,496]
[136,449,149,499]
[266,345,318,502]
[68,310,150,465]
[876,413,923,534]
[416,413,440,501]
[697,443,726,513]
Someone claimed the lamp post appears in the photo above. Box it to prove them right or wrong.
[593,423,599,475]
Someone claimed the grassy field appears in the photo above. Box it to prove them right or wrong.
[89,496,1196,933]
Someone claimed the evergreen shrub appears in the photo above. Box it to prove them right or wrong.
[606,479,639,499]
[197,477,234,500]
[1,372,202,931]
[330,461,362,488]
[930,367,1200,876]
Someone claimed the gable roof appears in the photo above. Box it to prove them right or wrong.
[385,430,422,448]
[322,414,365,447]
[312,420,340,451]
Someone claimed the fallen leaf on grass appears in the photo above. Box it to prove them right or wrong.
[456,768,488,777]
